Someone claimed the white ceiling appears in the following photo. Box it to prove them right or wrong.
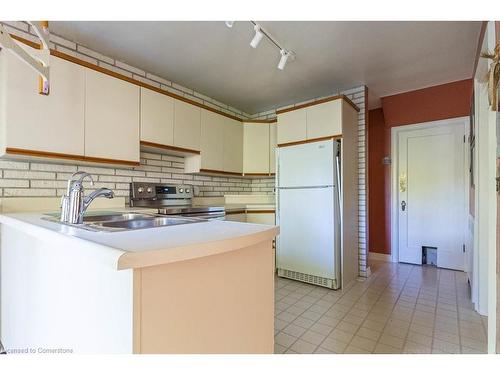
[51,21,482,113]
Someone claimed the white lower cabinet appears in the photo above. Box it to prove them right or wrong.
[222,118,243,174]
[173,100,201,152]
[200,109,224,170]
[225,213,247,222]
[243,123,270,174]
[0,44,85,156]
[85,69,140,162]
[246,212,275,225]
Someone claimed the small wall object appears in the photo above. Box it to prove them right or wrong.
[399,173,407,192]
[480,42,500,111]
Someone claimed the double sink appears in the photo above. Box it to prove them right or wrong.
[44,212,205,232]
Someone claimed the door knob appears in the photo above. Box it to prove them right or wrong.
[401,200,407,211]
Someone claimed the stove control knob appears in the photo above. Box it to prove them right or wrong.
[137,187,144,193]
[146,187,153,193]
[186,188,190,194]
[179,188,184,193]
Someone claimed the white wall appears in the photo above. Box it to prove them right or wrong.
[473,21,497,353]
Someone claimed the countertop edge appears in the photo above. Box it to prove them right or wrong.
[0,213,126,270]
[117,226,279,270]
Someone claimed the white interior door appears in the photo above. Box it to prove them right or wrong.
[397,119,466,270]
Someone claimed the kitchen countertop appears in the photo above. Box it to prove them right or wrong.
[0,209,278,270]
[224,204,275,212]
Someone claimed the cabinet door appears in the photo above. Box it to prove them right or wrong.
[306,100,342,139]
[85,69,140,162]
[225,213,247,222]
[243,123,270,174]
[269,122,277,174]
[277,109,306,144]
[246,212,275,225]
[200,109,224,170]
[140,88,174,146]
[223,118,243,173]
[2,45,85,155]
[173,100,201,151]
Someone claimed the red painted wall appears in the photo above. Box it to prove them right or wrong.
[368,108,391,254]
[368,79,473,255]
[382,79,473,127]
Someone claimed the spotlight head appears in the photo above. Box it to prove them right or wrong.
[278,50,289,70]
[250,25,264,48]
[225,21,234,28]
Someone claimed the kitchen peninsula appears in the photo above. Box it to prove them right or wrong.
[0,210,278,354]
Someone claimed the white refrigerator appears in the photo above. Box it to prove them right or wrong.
[276,139,342,289]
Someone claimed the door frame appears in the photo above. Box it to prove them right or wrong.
[390,116,469,264]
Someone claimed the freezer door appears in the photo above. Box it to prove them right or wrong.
[277,187,338,280]
[278,140,337,188]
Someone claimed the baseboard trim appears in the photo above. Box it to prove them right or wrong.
[369,252,392,262]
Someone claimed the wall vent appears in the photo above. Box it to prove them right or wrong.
[277,268,338,289]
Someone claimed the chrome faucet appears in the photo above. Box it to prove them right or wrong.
[60,171,114,224]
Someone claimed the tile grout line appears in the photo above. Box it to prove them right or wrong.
[275,275,365,352]
[316,267,387,353]
[339,263,402,353]
[368,265,414,353]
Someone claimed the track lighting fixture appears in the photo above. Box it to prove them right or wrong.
[225,21,295,71]
[250,25,264,48]
[277,49,290,70]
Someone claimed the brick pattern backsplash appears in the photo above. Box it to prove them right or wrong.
[0,21,366,277]
[0,153,276,201]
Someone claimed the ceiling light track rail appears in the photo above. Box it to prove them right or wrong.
[226,21,295,70]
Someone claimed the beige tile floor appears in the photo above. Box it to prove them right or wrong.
[274,261,488,354]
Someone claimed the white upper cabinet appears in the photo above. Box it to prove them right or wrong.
[85,69,140,162]
[200,109,224,170]
[223,118,243,174]
[243,123,270,174]
[277,108,307,145]
[277,98,357,145]
[1,45,85,155]
[306,100,342,139]
[140,88,174,146]
[173,100,201,151]
[269,122,277,174]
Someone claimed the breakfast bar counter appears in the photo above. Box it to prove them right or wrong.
[0,211,278,354]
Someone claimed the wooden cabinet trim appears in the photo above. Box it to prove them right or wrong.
[277,135,342,148]
[246,209,276,214]
[276,95,360,115]
[244,119,277,124]
[199,168,243,176]
[227,209,275,215]
[5,147,140,166]
[226,210,247,215]
[140,141,200,155]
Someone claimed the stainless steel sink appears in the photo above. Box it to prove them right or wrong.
[42,212,205,232]
[98,216,201,230]
[82,213,152,223]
